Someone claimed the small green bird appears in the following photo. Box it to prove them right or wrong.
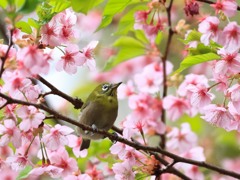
[78,82,121,150]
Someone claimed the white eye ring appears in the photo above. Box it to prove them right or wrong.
[102,84,109,91]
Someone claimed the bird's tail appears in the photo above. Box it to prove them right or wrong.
[80,139,91,150]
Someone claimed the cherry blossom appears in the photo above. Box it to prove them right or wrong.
[187,84,214,108]
[201,104,235,131]
[163,95,190,121]
[40,21,60,47]
[117,80,135,99]
[17,45,50,77]
[210,0,237,17]
[0,119,21,148]
[227,84,240,112]
[167,123,198,153]
[49,148,78,177]
[112,161,135,180]
[222,22,240,51]
[29,165,63,179]
[177,74,209,97]
[64,174,92,180]
[67,135,88,158]
[79,41,99,71]
[6,153,31,171]
[16,106,45,132]
[56,44,84,74]
[198,16,221,45]
[42,124,74,151]
[214,48,240,76]
[2,70,31,96]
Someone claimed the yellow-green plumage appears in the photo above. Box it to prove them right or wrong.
[78,82,121,150]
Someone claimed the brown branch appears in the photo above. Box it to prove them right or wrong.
[160,0,175,150]
[35,76,83,109]
[0,29,13,78]
[0,93,240,179]
[196,0,240,11]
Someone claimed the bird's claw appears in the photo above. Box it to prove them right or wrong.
[111,132,118,144]
[89,124,98,136]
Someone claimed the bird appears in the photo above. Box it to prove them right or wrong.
[78,82,121,150]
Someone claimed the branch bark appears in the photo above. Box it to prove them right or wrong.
[0,93,240,179]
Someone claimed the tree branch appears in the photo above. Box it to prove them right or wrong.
[0,93,240,179]
[35,76,83,109]
[160,0,175,150]
[0,29,13,78]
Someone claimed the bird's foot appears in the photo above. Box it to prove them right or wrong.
[111,132,118,144]
[89,124,98,136]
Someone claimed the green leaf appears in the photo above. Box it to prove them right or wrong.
[16,166,32,180]
[134,30,149,44]
[104,36,146,70]
[183,30,201,44]
[36,2,54,25]
[28,18,40,30]
[0,0,8,8]
[155,31,163,45]
[174,53,220,74]
[71,0,104,14]
[49,0,71,13]
[97,0,131,31]
[15,21,32,34]
[114,4,147,35]
[18,0,39,14]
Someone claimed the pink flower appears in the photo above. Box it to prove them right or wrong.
[214,48,240,76]
[17,45,50,77]
[29,165,63,179]
[198,16,221,45]
[112,161,135,180]
[56,44,84,74]
[177,74,209,97]
[163,95,190,121]
[211,0,237,17]
[142,20,164,43]
[42,124,74,151]
[2,70,31,96]
[49,148,78,177]
[167,123,197,153]
[6,153,31,171]
[21,84,42,103]
[56,9,78,43]
[222,22,240,51]
[80,41,99,71]
[40,21,60,46]
[0,167,18,180]
[184,0,200,16]
[67,135,87,158]
[134,10,149,29]
[110,142,127,159]
[0,119,21,148]
[117,81,135,99]
[16,106,45,132]
[201,104,235,131]
[85,163,104,179]
[187,84,214,108]
[228,84,240,112]
[64,174,92,180]
[134,62,173,94]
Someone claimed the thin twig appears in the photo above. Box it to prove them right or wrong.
[36,76,83,109]
[0,93,240,179]
[0,29,13,78]
[160,0,175,150]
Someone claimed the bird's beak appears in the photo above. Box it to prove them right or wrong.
[112,82,122,89]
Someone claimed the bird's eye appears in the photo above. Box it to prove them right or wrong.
[102,84,109,91]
